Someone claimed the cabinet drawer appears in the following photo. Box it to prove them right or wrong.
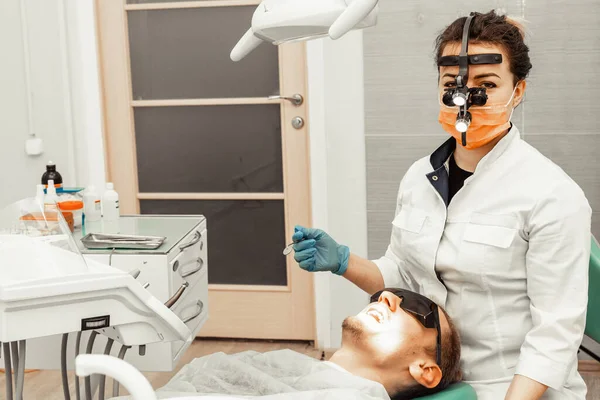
[170,270,209,363]
[85,253,171,303]
[172,267,208,327]
[170,229,207,293]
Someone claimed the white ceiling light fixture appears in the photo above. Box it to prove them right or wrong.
[230,0,379,62]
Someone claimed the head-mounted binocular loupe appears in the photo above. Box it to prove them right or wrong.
[437,12,503,146]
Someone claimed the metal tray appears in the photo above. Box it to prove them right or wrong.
[81,233,166,250]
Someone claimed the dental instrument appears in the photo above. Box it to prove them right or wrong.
[283,237,306,255]
[231,0,380,62]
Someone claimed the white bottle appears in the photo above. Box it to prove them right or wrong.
[44,180,59,210]
[36,184,45,207]
[83,185,102,222]
[102,182,120,221]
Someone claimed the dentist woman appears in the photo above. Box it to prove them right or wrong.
[292,10,591,400]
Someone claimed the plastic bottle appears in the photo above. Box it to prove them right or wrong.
[41,161,63,188]
[83,185,102,222]
[44,180,59,210]
[36,184,45,207]
[102,182,120,221]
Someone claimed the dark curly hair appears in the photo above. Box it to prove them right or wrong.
[392,307,463,399]
[434,10,533,85]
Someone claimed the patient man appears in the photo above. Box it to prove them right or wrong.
[147,289,462,400]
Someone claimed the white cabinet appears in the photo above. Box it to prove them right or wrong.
[25,215,208,372]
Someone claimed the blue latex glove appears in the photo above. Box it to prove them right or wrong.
[292,225,350,275]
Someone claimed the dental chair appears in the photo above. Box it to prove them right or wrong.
[580,235,600,362]
[414,382,476,400]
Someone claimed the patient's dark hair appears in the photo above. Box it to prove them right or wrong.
[392,307,463,400]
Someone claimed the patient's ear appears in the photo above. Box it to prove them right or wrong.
[408,361,442,389]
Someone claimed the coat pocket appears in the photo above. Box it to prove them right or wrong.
[463,224,516,249]
[458,213,520,279]
[392,206,427,234]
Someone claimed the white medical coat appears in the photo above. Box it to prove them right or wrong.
[374,126,592,399]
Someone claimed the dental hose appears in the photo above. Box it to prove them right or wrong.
[61,333,71,400]
[11,342,19,394]
[15,340,26,400]
[75,332,82,400]
[84,331,98,400]
[112,345,131,398]
[4,342,13,400]
[97,338,114,400]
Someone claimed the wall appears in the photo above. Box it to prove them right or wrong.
[63,0,107,192]
[0,0,105,208]
[307,33,370,349]
[363,0,600,357]
[0,0,74,206]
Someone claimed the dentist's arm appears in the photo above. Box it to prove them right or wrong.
[505,375,547,400]
[291,226,384,294]
[508,181,591,398]
[343,253,385,295]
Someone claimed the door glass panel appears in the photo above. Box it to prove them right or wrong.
[140,200,287,286]
[134,105,283,193]
[127,7,279,99]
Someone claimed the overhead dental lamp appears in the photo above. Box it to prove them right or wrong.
[230,0,379,62]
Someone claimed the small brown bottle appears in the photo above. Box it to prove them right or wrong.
[41,161,63,188]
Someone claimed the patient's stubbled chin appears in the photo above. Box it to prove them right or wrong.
[342,314,406,360]
[342,316,366,341]
[342,311,387,337]
[342,314,389,346]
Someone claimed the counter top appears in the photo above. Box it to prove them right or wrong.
[74,214,205,255]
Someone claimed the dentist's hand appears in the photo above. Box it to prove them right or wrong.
[292,226,350,275]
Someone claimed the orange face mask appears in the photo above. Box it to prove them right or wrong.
[438,88,517,150]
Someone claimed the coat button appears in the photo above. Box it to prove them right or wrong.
[432,175,439,181]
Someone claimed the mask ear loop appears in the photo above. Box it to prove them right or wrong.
[505,83,521,122]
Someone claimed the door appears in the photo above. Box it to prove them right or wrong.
[95,0,315,340]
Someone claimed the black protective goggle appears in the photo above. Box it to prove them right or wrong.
[370,288,442,366]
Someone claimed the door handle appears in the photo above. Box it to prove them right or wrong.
[268,94,304,106]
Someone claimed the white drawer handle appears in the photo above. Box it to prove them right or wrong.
[181,258,204,278]
[164,282,189,309]
[179,231,201,251]
[183,300,204,323]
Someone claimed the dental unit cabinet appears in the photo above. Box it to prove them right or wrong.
[0,198,208,400]
[25,214,209,373]
[0,197,209,399]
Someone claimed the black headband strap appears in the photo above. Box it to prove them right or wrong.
[456,15,475,88]
[438,53,502,67]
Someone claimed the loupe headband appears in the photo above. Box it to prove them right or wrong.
[436,13,503,76]
[435,12,505,145]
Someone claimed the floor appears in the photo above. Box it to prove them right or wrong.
[2,338,599,399]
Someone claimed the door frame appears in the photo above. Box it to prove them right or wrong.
[94,0,315,340]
